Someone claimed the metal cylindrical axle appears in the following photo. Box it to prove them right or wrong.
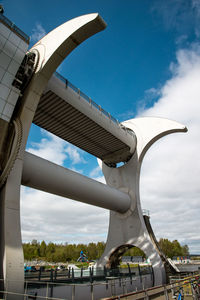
[22,152,131,213]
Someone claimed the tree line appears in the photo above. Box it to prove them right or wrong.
[23,238,189,262]
[158,238,189,258]
[23,240,106,262]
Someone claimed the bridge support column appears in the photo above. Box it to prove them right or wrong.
[97,117,187,286]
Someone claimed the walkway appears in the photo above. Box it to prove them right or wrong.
[33,72,136,166]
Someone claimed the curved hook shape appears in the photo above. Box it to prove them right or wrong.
[21,13,106,112]
[31,13,106,77]
[98,117,187,285]
[123,117,187,162]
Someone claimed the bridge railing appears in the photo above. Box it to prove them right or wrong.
[104,272,200,299]
[54,72,136,138]
[1,273,200,300]
[24,264,152,282]
[0,268,153,300]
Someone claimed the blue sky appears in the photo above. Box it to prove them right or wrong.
[5,0,189,115]
[3,0,200,253]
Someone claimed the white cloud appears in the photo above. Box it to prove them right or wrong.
[139,43,200,253]
[89,165,102,178]
[21,186,109,244]
[27,130,67,165]
[31,23,46,43]
[152,0,200,39]
[192,0,200,18]
[65,144,85,165]
[22,129,108,244]
[27,129,86,166]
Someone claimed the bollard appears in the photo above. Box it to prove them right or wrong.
[50,269,53,282]
[68,267,71,278]
[150,265,154,286]
[119,277,121,287]
[106,277,108,290]
[138,264,142,283]
[89,267,93,283]
[72,268,75,283]
[127,263,132,285]
[38,268,41,281]
[104,266,107,279]
[54,269,57,281]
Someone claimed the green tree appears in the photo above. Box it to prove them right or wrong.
[158,238,189,258]
[87,243,98,260]
[124,246,145,257]
[40,240,47,257]
[46,242,56,261]
[159,238,174,258]
[23,239,189,262]
[96,242,106,258]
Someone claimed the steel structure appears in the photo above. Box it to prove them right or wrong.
[0,12,187,299]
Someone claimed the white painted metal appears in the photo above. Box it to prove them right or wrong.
[0,13,106,299]
[22,151,131,213]
[97,117,187,286]
[39,74,137,164]
[0,12,188,297]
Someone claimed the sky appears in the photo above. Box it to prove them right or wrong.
[3,0,200,254]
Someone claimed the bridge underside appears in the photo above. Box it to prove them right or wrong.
[33,74,135,165]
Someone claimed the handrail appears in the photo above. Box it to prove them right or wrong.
[104,273,200,299]
[54,71,135,138]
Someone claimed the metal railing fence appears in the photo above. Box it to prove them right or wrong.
[0,272,152,300]
[54,72,136,138]
[104,273,200,300]
[24,264,152,283]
